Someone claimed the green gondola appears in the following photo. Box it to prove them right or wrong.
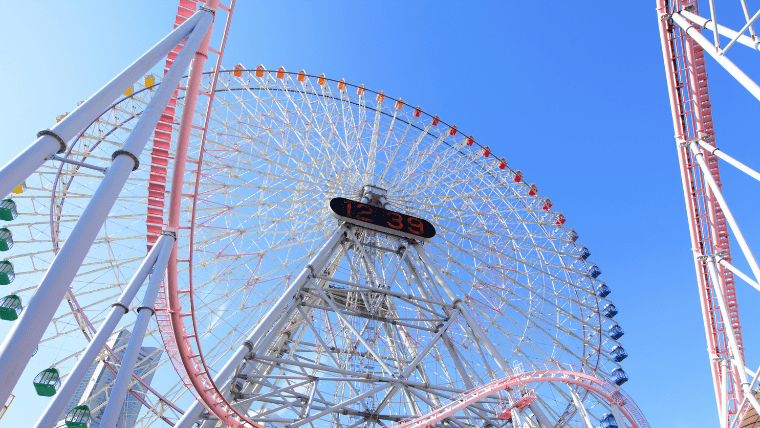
[33,368,61,397]
[0,227,13,251]
[0,261,14,285]
[0,199,17,221]
[65,405,91,428]
[0,294,22,321]
[0,228,12,251]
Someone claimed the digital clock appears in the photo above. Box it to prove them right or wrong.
[329,198,436,241]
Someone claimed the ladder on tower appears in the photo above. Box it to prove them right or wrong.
[0,394,14,420]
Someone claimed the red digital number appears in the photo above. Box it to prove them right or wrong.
[356,204,373,222]
[407,217,424,235]
[387,212,404,230]
[346,200,352,217]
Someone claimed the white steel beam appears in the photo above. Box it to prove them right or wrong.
[174,224,347,428]
[289,383,393,428]
[0,10,209,200]
[99,233,176,427]
[720,358,729,428]
[33,234,170,428]
[680,9,760,51]
[671,12,760,101]
[715,256,760,293]
[308,278,397,377]
[0,9,215,408]
[568,385,594,428]
[690,142,760,283]
[412,243,513,373]
[706,257,760,415]
[528,400,555,428]
[610,403,628,428]
[696,139,760,183]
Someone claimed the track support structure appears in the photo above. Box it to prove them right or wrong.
[657,1,760,425]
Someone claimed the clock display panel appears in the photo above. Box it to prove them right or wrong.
[329,198,436,241]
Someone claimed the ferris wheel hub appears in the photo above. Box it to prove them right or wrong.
[360,184,389,207]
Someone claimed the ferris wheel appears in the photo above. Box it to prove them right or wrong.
[0,1,649,428]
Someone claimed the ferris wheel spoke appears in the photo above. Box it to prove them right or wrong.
[429,224,581,292]
[221,82,350,181]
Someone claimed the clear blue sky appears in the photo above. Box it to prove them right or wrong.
[1,1,760,427]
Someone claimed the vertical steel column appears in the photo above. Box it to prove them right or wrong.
[0,10,214,407]
[568,385,594,428]
[33,235,169,428]
[657,3,732,413]
[0,11,205,200]
[174,225,347,428]
[706,257,760,414]
[98,232,176,427]
[510,407,525,428]
[721,358,729,428]
[528,401,555,428]
[610,403,628,428]
[412,243,512,373]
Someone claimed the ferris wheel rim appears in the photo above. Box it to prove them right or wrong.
[147,68,615,426]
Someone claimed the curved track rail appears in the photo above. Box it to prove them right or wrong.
[389,369,648,428]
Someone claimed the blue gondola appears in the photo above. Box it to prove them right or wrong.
[611,368,629,385]
[611,345,628,362]
[609,324,625,340]
[600,413,618,428]
[568,230,579,242]
[596,284,611,298]
[579,246,591,260]
[589,265,602,278]
[602,303,618,318]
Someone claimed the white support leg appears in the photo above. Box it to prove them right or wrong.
[720,358,729,428]
[610,403,628,428]
[32,234,169,428]
[567,385,594,428]
[174,224,347,428]
[690,141,760,283]
[706,257,760,415]
[510,407,524,428]
[412,243,513,373]
[528,401,555,428]
[98,233,176,427]
[0,10,207,200]
[0,10,214,408]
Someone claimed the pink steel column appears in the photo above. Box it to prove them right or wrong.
[161,0,231,424]
[657,0,741,418]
